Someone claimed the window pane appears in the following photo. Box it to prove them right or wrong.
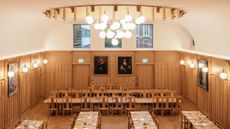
[136,24,153,48]
[105,38,122,48]
[73,24,90,48]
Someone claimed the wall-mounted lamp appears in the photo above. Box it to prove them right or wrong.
[8,71,15,77]
[202,67,208,73]
[0,71,3,79]
[198,63,204,68]
[189,60,195,69]
[22,64,29,73]
[43,59,48,64]
[220,69,228,80]
[180,60,185,65]
[33,60,40,68]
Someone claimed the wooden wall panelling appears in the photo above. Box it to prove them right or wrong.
[154,51,180,94]
[72,52,91,89]
[30,53,42,106]
[135,51,154,89]
[4,58,21,128]
[182,52,198,105]
[0,80,4,129]
[44,52,73,96]
[73,64,90,89]
[19,56,31,113]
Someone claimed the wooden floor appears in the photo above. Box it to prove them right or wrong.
[21,98,197,129]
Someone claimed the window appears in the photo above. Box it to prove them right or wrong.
[136,24,153,48]
[105,38,122,48]
[73,24,90,48]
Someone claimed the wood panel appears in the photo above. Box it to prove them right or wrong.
[19,56,31,113]
[4,58,21,128]
[154,51,180,94]
[137,64,154,89]
[44,52,72,97]
[181,52,230,129]
[73,65,90,89]
[0,80,4,129]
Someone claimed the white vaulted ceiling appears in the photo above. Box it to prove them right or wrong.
[0,0,230,59]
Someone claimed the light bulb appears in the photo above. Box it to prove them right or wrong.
[111,22,121,30]
[198,63,204,68]
[116,31,125,39]
[189,63,195,69]
[85,16,94,24]
[124,31,132,38]
[126,22,136,30]
[120,19,126,25]
[0,72,3,79]
[125,15,132,22]
[101,14,109,23]
[122,24,129,30]
[106,31,115,39]
[180,60,185,65]
[94,22,101,30]
[220,72,227,80]
[100,23,107,30]
[202,67,208,73]
[43,59,48,64]
[112,38,119,46]
[99,31,106,38]
[8,71,15,77]
[33,61,39,68]
[22,67,29,73]
[135,16,145,24]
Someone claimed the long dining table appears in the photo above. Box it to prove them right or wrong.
[15,120,47,129]
[73,112,99,129]
[130,111,158,129]
[181,111,219,129]
[44,97,180,104]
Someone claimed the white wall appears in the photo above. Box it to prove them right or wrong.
[44,21,189,51]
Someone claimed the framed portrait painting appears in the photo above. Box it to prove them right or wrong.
[94,56,108,75]
[8,63,19,96]
[118,56,132,75]
[197,59,208,91]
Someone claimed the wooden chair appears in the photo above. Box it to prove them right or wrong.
[162,97,173,116]
[81,98,92,111]
[48,97,58,116]
[152,97,162,115]
[62,97,73,116]
[99,97,109,115]
[125,97,136,115]
[111,98,124,115]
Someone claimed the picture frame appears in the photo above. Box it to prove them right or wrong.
[197,59,208,91]
[117,56,133,75]
[8,63,19,96]
[94,56,108,75]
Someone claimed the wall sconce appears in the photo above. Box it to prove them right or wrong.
[8,71,15,77]
[43,59,48,64]
[0,71,3,79]
[33,60,40,68]
[22,64,29,73]
[202,67,208,73]
[180,60,185,65]
[198,63,204,68]
[189,60,195,69]
[220,69,228,80]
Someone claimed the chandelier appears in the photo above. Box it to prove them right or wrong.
[44,5,185,45]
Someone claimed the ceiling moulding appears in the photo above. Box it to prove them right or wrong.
[44,4,186,22]
[181,49,230,60]
[0,49,45,60]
